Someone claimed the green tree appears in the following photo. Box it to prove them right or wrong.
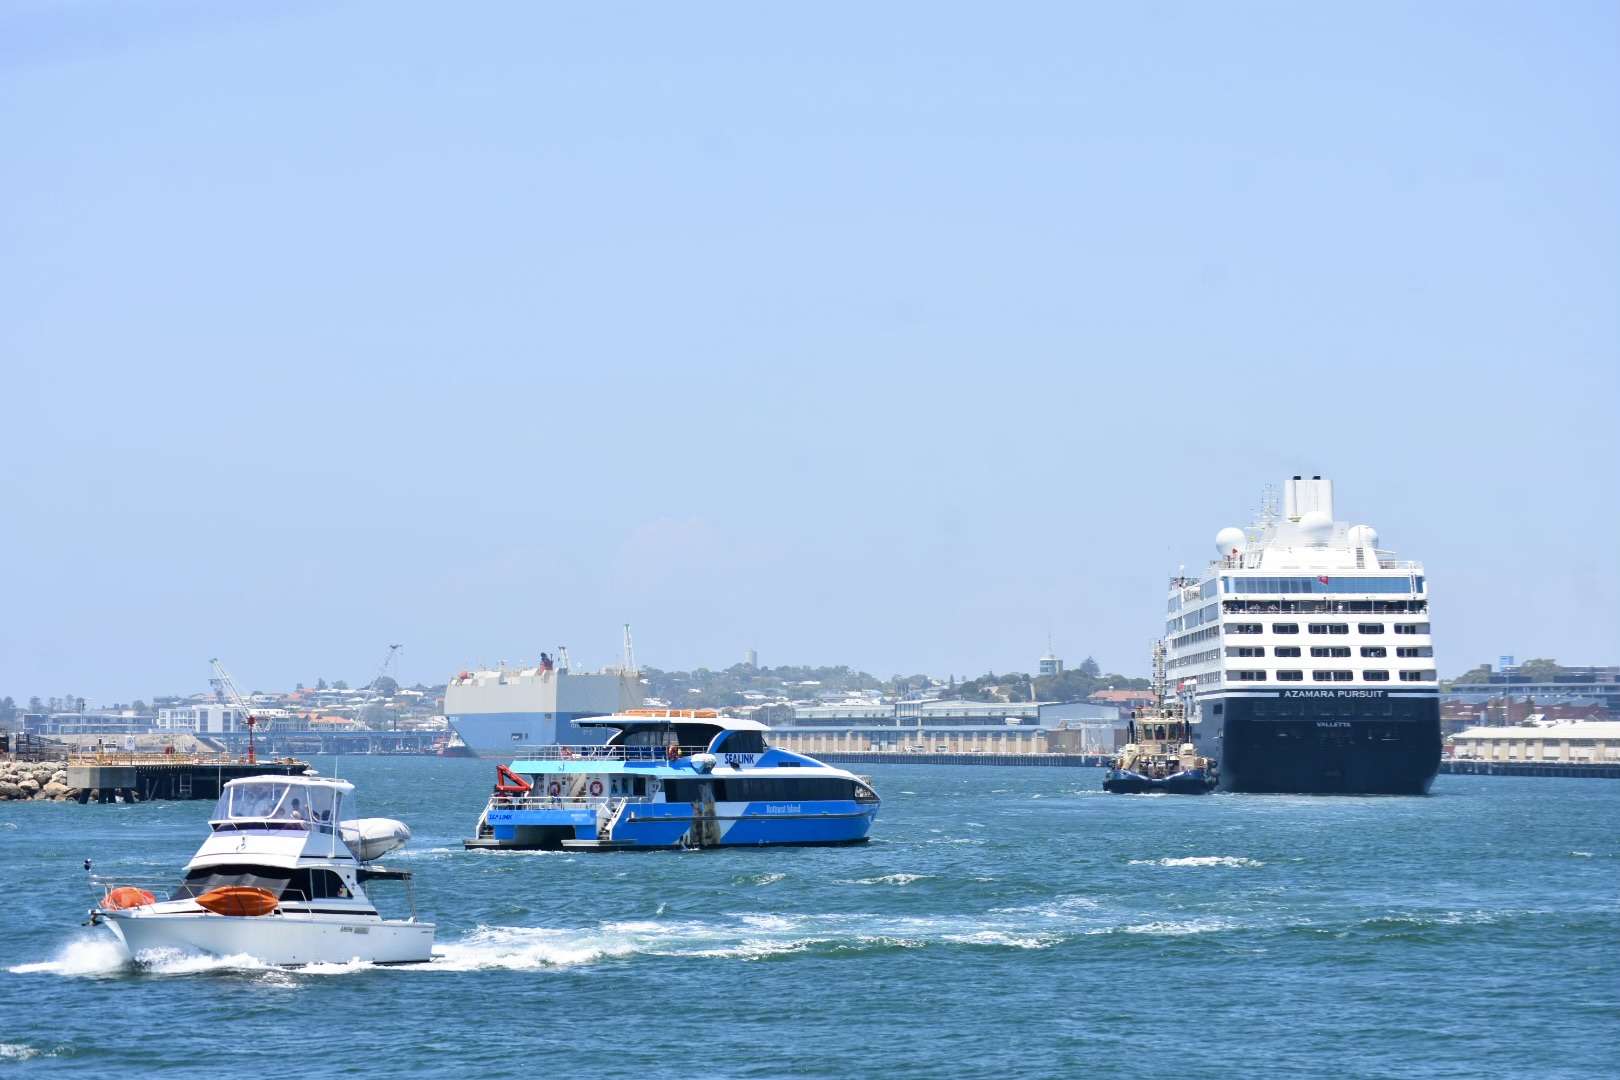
[373,675,399,696]
[1516,658,1565,680]
[333,680,349,691]
[316,678,328,690]
[1079,656,1101,678]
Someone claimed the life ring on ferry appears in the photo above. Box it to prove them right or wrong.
[588,779,604,797]
[547,781,562,797]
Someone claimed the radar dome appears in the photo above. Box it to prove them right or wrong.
[1299,510,1333,545]
[1215,527,1246,557]
[1347,524,1379,550]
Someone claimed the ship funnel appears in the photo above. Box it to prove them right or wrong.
[1283,476,1334,522]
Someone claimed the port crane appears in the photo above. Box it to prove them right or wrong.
[364,644,404,730]
[209,657,260,765]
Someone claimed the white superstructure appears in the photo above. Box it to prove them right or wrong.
[1164,476,1441,793]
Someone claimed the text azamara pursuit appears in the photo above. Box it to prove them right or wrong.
[1166,476,1441,794]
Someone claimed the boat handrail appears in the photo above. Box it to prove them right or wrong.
[484,794,620,810]
[507,744,708,762]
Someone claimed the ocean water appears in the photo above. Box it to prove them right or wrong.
[1,759,1615,1079]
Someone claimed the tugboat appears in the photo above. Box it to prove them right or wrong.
[1104,643,1219,794]
[87,774,434,966]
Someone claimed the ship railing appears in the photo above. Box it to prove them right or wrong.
[507,744,708,762]
[483,794,621,811]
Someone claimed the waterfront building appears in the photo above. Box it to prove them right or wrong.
[1450,721,1620,766]
[770,699,1123,756]
[1446,665,1620,713]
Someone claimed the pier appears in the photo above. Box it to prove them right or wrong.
[812,751,1108,768]
[1440,759,1620,780]
[65,753,309,803]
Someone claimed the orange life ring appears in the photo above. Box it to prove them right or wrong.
[547,781,562,797]
[101,886,156,911]
[588,779,604,797]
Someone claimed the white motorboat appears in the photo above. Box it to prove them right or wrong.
[89,775,434,966]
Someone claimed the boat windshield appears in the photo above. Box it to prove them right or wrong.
[214,781,341,825]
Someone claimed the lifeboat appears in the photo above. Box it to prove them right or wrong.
[194,886,279,917]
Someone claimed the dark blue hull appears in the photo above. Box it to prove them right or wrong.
[1195,691,1440,795]
[1103,770,1217,795]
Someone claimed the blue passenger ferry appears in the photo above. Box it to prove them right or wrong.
[463,710,881,850]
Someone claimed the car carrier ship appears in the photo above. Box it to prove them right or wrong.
[1165,476,1441,794]
[444,630,644,756]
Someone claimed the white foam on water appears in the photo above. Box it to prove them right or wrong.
[134,947,271,976]
[1118,917,1236,936]
[8,936,129,976]
[0,1043,56,1060]
[941,930,1059,950]
[839,873,932,886]
[1570,851,1593,858]
[746,872,787,886]
[1129,856,1264,869]
[428,924,642,971]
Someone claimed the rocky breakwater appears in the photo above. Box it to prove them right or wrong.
[0,760,84,802]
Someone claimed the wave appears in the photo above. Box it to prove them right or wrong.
[838,873,932,886]
[1129,856,1264,869]
[1117,917,1237,936]
[8,936,129,977]
[739,872,786,886]
[0,1043,59,1060]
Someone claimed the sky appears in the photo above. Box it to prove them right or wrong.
[3,2,1616,703]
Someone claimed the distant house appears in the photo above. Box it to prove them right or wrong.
[1088,689,1156,708]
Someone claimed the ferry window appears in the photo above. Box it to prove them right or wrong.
[717,730,767,755]
[1310,646,1351,658]
[1396,646,1432,658]
[1274,646,1301,657]
[1361,646,1387,658]
[1364,670,1390,682]
[1277,670,1304,681]
[1358,623,1385,635]
[1273,623,1299,634]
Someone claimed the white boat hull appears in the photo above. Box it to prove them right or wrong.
[103,909,435,966]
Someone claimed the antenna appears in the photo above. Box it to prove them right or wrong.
[622,623,638,676]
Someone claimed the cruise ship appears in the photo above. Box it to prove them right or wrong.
[444,643,644,756]
[1165,476,1441,794]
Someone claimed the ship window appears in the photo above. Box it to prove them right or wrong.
[170,864,292,902]
[1307,623,1349,635]
[1361,646,1387,658]
[1277,670,1304,681]
[1274,646,1301,657]
[1364,670,1390,682]
[285,868,352,902]
[1228,623,1263,635]
[1358,623,1385,635]
[715,730,767,755]
[1397,646,1433,658]
[1394,623,1430,635]
[1230,670,1265,681]
[1273,623,1299,634]
[1312,670,1354,682]
[1228,646,1265,658]
[1310,646,1351,658]
[1400,670,1437,682]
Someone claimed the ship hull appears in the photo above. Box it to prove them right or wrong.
[1194,691,1440,795]
[445,712,613,757]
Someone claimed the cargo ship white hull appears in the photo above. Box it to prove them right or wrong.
[445,664,643,756]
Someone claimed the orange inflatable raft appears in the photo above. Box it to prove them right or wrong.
[194,886,278,917]
[100,887,157,911]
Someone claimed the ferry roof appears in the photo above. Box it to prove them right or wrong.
[579,713,769,732]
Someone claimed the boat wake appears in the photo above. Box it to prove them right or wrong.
[8,936,129,977]
[0,1042,59,1060]
[1129,856,1265,868]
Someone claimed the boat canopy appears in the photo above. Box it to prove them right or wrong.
[212,775,354,827]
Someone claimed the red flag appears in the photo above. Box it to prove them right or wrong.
[1317,575,1330,585]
